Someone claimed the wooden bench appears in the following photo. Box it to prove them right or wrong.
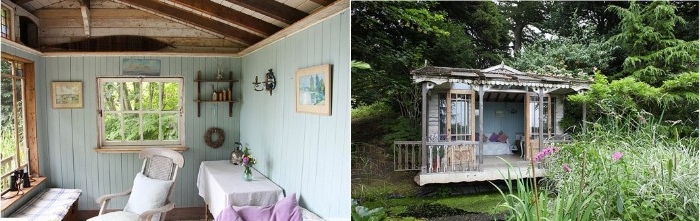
[9,188,81,221]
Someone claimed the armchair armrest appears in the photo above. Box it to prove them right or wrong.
[96,189,132,215]
[138,202,175,221]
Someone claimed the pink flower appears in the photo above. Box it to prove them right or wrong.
[534,146,558,162]
[612,151,622,161]
[243,156,250,164]
[562,164,571,173]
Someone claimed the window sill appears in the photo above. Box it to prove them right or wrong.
[94,146,189,153]
[1,177,47,212]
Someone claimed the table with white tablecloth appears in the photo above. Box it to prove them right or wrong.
[196,160,284,219]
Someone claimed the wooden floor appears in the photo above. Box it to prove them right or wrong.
[414,154,545,186]
[76,207,214,221]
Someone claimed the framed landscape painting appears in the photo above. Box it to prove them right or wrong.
[52,81,83,108]
[295,64,332,115]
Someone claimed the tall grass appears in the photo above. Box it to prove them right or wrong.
[497,116,698,220]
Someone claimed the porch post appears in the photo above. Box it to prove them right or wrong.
[538,88,544,152]
[421,82,428,173]
[478,84,485,171]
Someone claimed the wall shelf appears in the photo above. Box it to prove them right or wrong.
[194,70,239,117]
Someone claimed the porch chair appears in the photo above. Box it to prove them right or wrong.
[88,148,185,221]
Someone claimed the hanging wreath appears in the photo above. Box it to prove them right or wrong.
[204,127,225,148]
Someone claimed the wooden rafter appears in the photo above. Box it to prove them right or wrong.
[310,0,335,6]
[168,0,281,36]
[222,0,307,25]
[117,0,263,45]
[10,0,32,5]
[78,0,91,37]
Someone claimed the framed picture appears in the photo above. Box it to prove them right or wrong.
[295,64,332,115]
[122,59,161,76]
[52,81,83,109]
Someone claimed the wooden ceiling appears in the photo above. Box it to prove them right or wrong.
[10,0,343,54]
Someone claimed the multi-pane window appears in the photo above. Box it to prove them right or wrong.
[97,78,184,147]
[529,95,550,138]
[449,93,471,141]
[1,6,9,39]
[437,92,473,141]
[1,59,27,192]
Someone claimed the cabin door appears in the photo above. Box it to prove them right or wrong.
[524,94,552,159]
[443,90,476,142]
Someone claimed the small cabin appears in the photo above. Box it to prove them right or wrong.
[1,0,350,220]
[393,64,590,186]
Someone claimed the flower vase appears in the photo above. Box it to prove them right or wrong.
[243,166,253,181]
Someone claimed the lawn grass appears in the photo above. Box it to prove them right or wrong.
[361,192,506,217]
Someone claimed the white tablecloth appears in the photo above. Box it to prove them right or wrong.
[197,160,284,218]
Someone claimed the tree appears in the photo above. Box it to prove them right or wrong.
[499,1,548,53]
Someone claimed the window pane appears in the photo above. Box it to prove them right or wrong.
[104,113,122,141]
[141,82,161,111]
[122,82,141,111]
[161,113,178,141]
[1,60,11,75]
[123,113,140,141]
[102,82,122,111]
[143,113,159,140]
[162,82,179,111]
[15,79,26,166]
[437,93,446,141]
[1,77,16,159]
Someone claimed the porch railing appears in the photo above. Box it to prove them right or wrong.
[393,141,478,173]
[1,155,16,191]
[393,141,421,171]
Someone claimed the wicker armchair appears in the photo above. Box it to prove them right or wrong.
[88,148,184,221]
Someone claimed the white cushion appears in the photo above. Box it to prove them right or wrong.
[123,172,173,220]
[87,211,140,221]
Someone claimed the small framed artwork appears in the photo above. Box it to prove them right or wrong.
[122,59,161,76]
[496,110,504,118]
[52,81,83,109]
[295,64,332,115]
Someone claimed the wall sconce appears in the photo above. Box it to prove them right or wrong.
[253,69,276,96]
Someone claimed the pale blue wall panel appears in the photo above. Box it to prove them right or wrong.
[240,10,350,219]
[39,55,242,210]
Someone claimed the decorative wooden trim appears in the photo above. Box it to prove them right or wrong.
[94,146,189,153]
[0,177,47,212]
[0,52,36,63]
[0,40,42,56]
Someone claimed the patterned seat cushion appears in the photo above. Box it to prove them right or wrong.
[10,188,82,221]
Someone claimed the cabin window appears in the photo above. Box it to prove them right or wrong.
[529,95,552,139]
[449,93,471,141]
[97,78,184,149]
[437,91,474,141]
[1,58,28,192]
[1,6,10,40]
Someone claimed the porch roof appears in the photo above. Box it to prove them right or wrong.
[411,64,591,90]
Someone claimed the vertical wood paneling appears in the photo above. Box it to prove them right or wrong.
[240,11,350,219]
[36,55,241,210]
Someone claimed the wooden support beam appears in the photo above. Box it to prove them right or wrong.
[421,82,428,173]
[11,0,32,5]
[117,0,263,46]
[310,0,335,6]
[478,85,485,171]
[169,0,281,36]
[221,0,307,25]
[79,0,91,37]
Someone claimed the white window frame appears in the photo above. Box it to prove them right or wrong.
[96,77,184,148]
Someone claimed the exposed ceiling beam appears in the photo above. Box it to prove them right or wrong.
[78,0,91,37]
[222,0,307,25]
[117,0,263,46]
[11,0,32,5]
[168,0,281,37]
[310,0,335,6]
